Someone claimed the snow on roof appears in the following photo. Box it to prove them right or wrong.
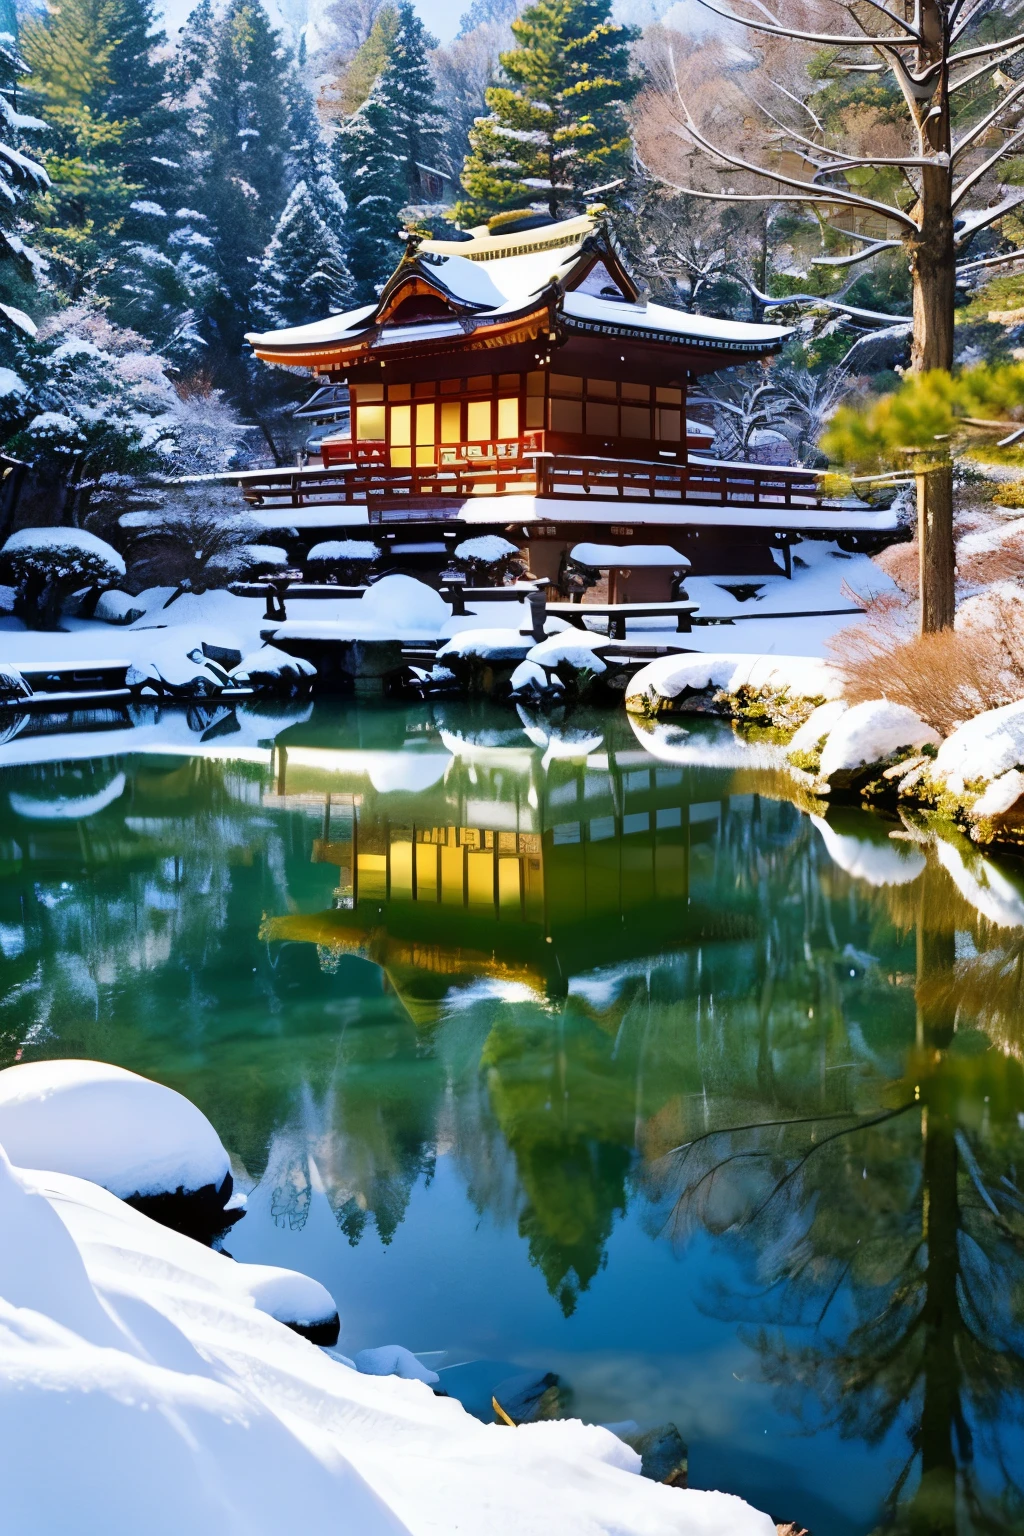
[562,290,791,347]
[247,214,789,354]
[570,542,689,568]
[245,301,377,349]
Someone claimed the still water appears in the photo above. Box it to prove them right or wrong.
[1,699,1023,1534]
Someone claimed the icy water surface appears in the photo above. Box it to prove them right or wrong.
[2,699,1024,1533]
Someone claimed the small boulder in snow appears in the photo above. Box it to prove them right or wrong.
[786,699,849,769]
[94,589,145,625]
[231,645,316,696]
[0,1059,240,1241]
[239,1263,340,1346]
[817,700,939,788]
[932,698,1024,795]
[970,768,1024,821]
[354,1345,439,1386]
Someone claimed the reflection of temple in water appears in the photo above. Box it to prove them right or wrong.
[258,722,750,1015]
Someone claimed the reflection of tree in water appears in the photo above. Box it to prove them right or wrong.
[646,849,1024,1535]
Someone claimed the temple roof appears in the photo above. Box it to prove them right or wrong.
[245,214,791,366]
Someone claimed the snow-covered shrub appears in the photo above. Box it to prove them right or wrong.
[0,527,126,629]
[451,534,524,585]
[828,596,1024,735]
[2,311,180,521]
[130,507,263,593]
[306,539,380,584]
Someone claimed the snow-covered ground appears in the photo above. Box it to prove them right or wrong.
[0,1139,775,1535]
[0,538,886,673]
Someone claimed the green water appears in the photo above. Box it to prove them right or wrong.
[1,699,1023,1534]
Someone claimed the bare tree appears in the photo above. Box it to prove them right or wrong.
[651,0,1024,631]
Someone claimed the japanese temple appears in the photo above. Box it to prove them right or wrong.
[241,212,898,581]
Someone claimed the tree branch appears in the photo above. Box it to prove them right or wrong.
[668,90,920,229]
[812,238,903,267]
[694,0,904,47]
[949,29,1024,65]
[951,74,1024,162]
[949,44,1024,94]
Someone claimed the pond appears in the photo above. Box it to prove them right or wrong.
[1,698,1023,1534]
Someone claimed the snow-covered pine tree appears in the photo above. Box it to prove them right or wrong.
[385,0,444,203]
[283,37,351,291]
[0,10,48,306]
[250,179,350,329]
[189,0,291,383]
[334,73,405,300]
[455,0,640,228]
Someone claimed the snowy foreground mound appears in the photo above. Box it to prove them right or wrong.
[0,1148,773,1536]
[0,1059,238,1238]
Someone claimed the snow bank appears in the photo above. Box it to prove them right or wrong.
[817,701,939,783]
[272,575,450,642]
[240,1262,339,1343]
[355,1345,439,1385]
[0,1059,231,1210]
[932,698,1024,794]
[0,1149,775,1536]
[626,652,840,715]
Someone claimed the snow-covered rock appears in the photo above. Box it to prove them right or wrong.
[625,652,840,718]
[526,628,613,674]
[932,698,1024,795]
[817,701,939,785]
[971,768,1024,819]
[0,1148,776,1536]
[509,659,562,697]
[786,700,849,763]
[94,589,145,625]
[0,1059,237,1239]
[231,644,316,695]
[437,628,534,664]
[354,1345,440,1386]
[239,1263,339,1344]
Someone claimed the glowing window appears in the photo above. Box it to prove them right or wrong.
[586,402,618,436]
[440,402,462,443]
[497,397,519,439]
[390,405,411,446]
[415,403,434,444]
[587,378,616,399]
[657,409,681,442]
[549,373,581,396]
[467,400,491,440]
[356,405,386,440]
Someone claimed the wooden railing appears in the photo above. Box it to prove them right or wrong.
[235,449,832,514]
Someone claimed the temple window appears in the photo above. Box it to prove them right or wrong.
[497,397,519,439]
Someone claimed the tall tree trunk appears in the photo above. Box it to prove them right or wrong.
[912,890,959,1535]
[910,4,956,632]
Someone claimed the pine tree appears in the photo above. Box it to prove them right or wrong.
[326,2,399,118]
[334,74,405,300]
[455,0,640,227]
[385,0,443,199]
[194,0,291,369]
[250,179,351,329]
[0,15,49,305]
